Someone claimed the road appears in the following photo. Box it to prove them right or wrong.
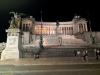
[0,64,100,75]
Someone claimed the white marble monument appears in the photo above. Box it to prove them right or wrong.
[1,28,22,60]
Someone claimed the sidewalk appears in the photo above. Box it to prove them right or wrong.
[0,57,100,66]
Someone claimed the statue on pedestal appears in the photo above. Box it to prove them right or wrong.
[55,20,59,35]
[9,17,16,28]
[9,11,25,28]
[1,12,24,60]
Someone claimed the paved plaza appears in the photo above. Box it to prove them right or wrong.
[0,46,100,75]
[0,57,100,66]
[0,45,100,66]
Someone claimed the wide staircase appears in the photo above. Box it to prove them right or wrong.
[61,35,88,45]
[21,35,90,58]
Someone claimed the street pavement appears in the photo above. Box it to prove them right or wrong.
[0,57,100,66]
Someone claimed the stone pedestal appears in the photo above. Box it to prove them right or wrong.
[1,28,22,60]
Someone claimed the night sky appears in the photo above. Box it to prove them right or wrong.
[0,0,100,42]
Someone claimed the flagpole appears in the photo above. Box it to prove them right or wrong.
[41,11,42,34]
[39,11,43,48]
[87,11,92,32]
[87,11,95,45]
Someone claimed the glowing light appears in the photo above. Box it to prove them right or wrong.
[35,27,37,29]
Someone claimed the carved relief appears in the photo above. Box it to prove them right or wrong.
[9,38,16,45]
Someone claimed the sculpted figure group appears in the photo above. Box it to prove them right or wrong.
[9,11,25,28]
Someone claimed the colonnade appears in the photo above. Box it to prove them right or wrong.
[35,27,73,35]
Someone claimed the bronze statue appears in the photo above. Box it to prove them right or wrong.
[9,12,18,18]
[9,17,17,28]
[10,17,15,25]
[56,20,59,26]
[9,11,25,28]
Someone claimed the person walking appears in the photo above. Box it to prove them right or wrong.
[74,50,77,57]
[77,50,80,57]
[96,50,99,60]
[82,50,85,61]
[82,50,88,61]
[85,50,88,61]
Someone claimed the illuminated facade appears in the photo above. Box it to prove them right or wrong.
[21,15,88,46]
[22,16,87,35]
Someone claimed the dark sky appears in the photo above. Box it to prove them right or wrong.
[0,0,100,42]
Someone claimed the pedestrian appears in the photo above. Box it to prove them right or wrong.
[82,50,88,61]
[85,50,88,61]
[34,54,36,60]
[94,49,96,56]
[74,50,77,57]
[99,50,100,56]
[96,50,99,60]
[82,50,85,61]
[77,50,80,57]
[36,54,39,59]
